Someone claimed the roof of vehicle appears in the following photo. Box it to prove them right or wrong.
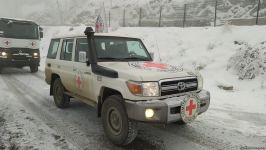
[0,18,38,25]
[51,31,141,40]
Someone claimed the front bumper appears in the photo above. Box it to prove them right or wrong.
[0,58,40,67]
[125,90,210,124]
[0,48,40,67]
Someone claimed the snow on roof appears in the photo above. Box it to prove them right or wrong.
[51,31,140,39]
[0,17,38,25]
[52,34,140,39]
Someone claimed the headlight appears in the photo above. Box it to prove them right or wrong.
[126,81,159,97]
[33,52,38,56]
[142,82,159,96]
[1,52,7,56]
[196,72,203,90]
[145,109,154,118]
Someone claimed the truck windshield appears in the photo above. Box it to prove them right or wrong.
[95,37,152,62]
[0,20,39,39]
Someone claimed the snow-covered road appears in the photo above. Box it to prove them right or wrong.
[0,68,265,150]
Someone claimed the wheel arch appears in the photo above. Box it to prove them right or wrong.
[97,86,123,117]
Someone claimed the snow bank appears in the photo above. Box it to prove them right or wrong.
[40,25,266,115]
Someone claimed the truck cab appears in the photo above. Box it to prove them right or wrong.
[0,18,43,73]
[45,27,210,146]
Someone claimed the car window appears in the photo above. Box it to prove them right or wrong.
[47,39,60,59]
[127,41,148,58]
[94,37,151,61]
[60,39,74,61]
[75,38,89,63]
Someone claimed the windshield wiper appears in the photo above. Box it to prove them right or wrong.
[98,57,151,61]
[98,57,126,61]
[122,57,151,61]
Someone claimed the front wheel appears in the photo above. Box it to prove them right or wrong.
[53,78,70,108]
[102,95,138,146]
[30,65,38,73]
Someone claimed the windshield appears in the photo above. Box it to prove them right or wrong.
[0,20,39,39]
[94,36,152,61]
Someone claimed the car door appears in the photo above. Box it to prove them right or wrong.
[45,38,61,83]
[58,38,76,92]
[72,38,94,101]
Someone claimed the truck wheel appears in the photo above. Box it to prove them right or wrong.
[30,65,38,73]
[102,95,138,146]
[53,78,70,108]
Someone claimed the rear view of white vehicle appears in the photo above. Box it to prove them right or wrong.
[0,18,43,73]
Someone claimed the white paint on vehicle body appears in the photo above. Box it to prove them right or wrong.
[0,37,40,49]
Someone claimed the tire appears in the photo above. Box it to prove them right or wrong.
[30,65,38,73]
[102,95,138,146]
[174,120,187,125]
[53,78,70,108]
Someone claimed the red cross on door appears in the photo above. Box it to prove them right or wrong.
[76,75,82,89]
[186,99,197,116]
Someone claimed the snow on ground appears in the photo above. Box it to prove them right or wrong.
[0,72,75,150]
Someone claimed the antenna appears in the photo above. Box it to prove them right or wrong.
[155,37,162,62]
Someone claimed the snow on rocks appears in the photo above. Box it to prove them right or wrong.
[227,41,266,80]
[217,81,234,91]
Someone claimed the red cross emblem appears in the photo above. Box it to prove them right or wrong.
[4,40,9,45]
[186,99,197,116]
[76,75,82,89]
[143,62,168,70]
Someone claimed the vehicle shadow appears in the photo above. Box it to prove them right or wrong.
[0,67,32,75]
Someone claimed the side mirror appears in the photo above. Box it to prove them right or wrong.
[40,32,43,38]
[149,52,154,60]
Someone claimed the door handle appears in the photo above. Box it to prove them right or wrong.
[47,63,51,67]
[84,72,91,75]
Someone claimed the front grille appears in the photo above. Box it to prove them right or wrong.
[160,77,198,96]
[8,48,36,60]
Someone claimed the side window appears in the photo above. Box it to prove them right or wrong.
[47,39,60,59]
[75,38,89,63]
[127,41,148,57]
[60,39,74,61]
[0,21,4,31]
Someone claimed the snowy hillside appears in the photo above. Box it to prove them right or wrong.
[1,0,265,26]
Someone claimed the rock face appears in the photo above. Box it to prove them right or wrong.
[216,80,234,91]
[217,84,234,91]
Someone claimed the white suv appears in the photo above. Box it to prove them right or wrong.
[45,27,210,145]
